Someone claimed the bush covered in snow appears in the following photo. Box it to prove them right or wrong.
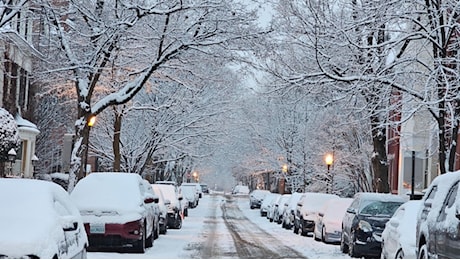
[0,108,19,162]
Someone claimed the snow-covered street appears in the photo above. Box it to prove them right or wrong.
[88,193,349,259]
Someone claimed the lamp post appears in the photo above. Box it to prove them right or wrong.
[32,154,39,178]
[84,115,96,176]
[7,148,16,177]
[325,153,333,193]
[192,171,198,182]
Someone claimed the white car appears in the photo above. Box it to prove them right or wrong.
[182,182,203,198]
[260,193,281,217]
[313,197,353,243]
[0,178,88,258]
[381,200,421,259]
[151,184,169,234]
[294,193,339,236]
[152,183,184,229]
[180,184,200,208]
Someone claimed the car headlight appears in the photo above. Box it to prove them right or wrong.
[358,220,373,232]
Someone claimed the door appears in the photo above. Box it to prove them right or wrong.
[435,181,459,258]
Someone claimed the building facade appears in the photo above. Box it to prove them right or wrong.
[1,2,40,178]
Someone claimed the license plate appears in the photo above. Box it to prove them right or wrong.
[90,223,105,234]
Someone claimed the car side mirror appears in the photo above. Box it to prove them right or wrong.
[346,208,356,214]
[144,197,155,204]
[61,217,79,232]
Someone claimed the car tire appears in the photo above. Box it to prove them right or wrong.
[418,244,428,259]
[348,232,359,258]
[340,232,349,253]
[175,214,182,229]
[154,221,160,240]
[321,226,326,243]
[146,232,153,248]
[293,221,299,234]
[395,249,404,259]
[160,223,167,235]
[133,226,146,253]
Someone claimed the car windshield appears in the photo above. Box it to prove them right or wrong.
[359,200,403,216]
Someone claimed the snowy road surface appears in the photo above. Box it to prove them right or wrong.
[88,193,350,259]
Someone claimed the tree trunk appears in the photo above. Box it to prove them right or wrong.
[371,118,390,193]
[113,108,122,172]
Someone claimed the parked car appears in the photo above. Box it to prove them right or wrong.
[182,182,203,200]
[0,178,88,259]
[151,184,169,235]
[293,192,339,236]
[260,193,280,217]
[200,183,209,193]
[340,192,406,258]
[313,197,353,243]
[70,172,157,253]
[180,184,200,208]
[152,183,184,229]
[416,171,460,259]
[274,194,291,224]
[141,180,161,240]
[232,185,250,196]
[249,189,271,209]
[282,192,304,229]
[381,200,421,259]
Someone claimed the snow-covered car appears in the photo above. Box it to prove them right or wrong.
[273,194,291,224]
[313,197,353,243]
[141,180,161,240]
[151,184,169,234]
[152,183,184,229]
[416,171,460,259]
[200,183,209,194]
[180,184,200,208]
[282,192,304,229]
[181,182,203,198]
[249,189,271,209]
[232,185,250,196]
[0,178,88,259]
[262,193,281,218]
[293,192,339,236]
[381,200,421,259]
[340,192,406,258]
[70,172,157,253]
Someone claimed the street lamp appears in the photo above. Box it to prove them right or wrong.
[192,171,198,182]
[325,153,333,193]
[84,115,96,176]
[7,148,16,176]
[32,154,39,177]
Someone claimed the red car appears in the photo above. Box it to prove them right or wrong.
[70,172,158,253]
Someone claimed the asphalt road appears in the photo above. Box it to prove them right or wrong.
[195,194,305,259]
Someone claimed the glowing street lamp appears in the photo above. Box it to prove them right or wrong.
[192,171,198,182]
[325,153,334,193]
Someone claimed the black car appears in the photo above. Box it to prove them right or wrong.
[340,192,405,258]
[416,172,460,259]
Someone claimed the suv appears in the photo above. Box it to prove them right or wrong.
[249,189,270,209]
[152,183,184,229]
[340,192,405,258]
[282,192,304,229]
[293,192,339,236]
[416,171,460,258]
[70,172,157,253]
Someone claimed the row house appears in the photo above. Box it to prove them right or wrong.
[1,2,40,178]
